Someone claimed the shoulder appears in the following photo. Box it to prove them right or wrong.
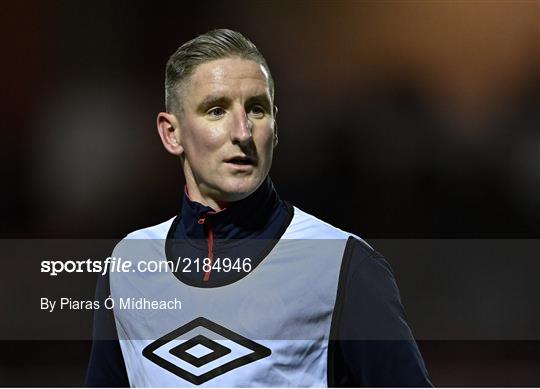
[123,216,177,239]
[285,204,373,248]
[109,216,177,259]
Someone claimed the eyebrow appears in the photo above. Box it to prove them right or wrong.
[196,95,231,113]
[196,93,272,113]
[245,93,272,110]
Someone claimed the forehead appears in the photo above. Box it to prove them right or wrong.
[183,57,271,102]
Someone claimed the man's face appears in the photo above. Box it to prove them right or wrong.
[174,57,276,206]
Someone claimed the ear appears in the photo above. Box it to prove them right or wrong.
[272,105,279,147]
[157,112,183,156]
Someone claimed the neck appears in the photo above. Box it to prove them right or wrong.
[185,190,228,212]
[183,182,229,212]
[179,176,282,240]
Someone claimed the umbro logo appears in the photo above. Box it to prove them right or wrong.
[142,317,271,385]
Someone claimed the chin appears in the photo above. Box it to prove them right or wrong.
[218,177,263,202]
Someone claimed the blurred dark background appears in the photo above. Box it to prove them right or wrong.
[1,0,539,386]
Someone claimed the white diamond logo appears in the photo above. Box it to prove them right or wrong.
[185,343,213,358]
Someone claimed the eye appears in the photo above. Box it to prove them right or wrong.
[248,104,265,118]
[207,107,226,118]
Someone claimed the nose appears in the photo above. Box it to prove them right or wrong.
[230,108,253,145]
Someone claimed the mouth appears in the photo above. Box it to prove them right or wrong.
[225,155,257,166]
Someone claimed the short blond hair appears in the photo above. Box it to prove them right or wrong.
[165,28,274,115]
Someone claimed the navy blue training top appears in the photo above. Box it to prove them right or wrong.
[85,177,432,387]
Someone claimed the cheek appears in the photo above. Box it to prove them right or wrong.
[257,125,276,150]
[184,122,225,153]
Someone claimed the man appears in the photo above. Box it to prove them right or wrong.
[86,29,432,387]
